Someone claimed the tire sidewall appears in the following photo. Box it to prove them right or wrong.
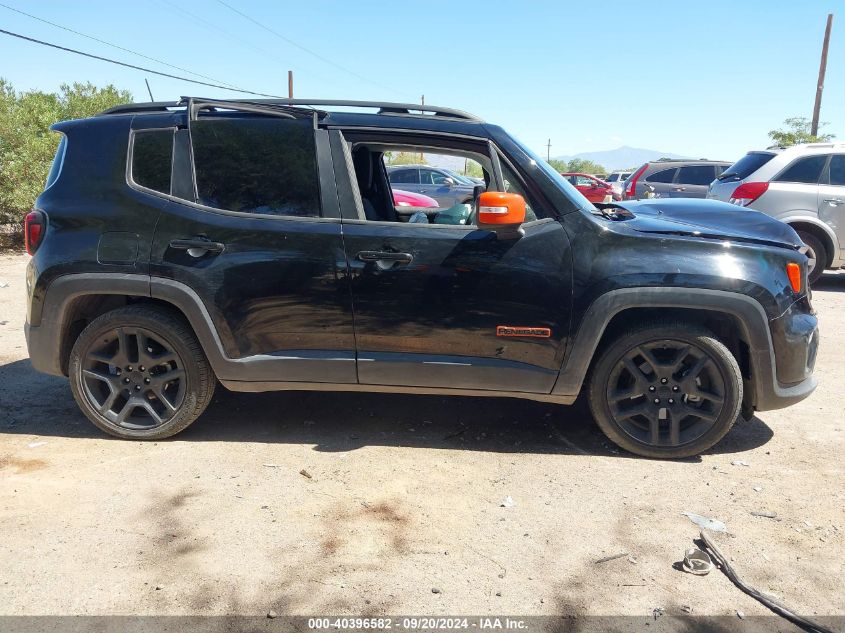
[69,310,203,440]
[589,326,742,459]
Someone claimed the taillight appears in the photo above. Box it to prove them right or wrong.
[786,262,802,293]
[625,165,647,199]
[729,182,769,207]
[24,210,45,255]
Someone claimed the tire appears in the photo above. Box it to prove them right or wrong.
[69,305,215,440]
[587,322,742,459]
[796,230,827,285]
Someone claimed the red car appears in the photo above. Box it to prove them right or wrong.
[393,189,438,208]
[561,173,619,203]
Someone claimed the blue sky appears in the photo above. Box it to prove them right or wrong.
[0,0,840,162]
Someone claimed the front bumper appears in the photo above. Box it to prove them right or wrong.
[753,296,819,411]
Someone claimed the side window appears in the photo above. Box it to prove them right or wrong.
[430,171,451,185]
[132,129,174,194]
[646,168,676,183]
[190,117,320,217]
[829,155,845,186]
[574,175,595,186]
[390,169,418,184]
[419,169,439,185]
[500,161,539,222]
[774,155,827,185]
[677,165,717,186]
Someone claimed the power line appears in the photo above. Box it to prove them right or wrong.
[0,1,239,89]
[0,28,287,99]
[214,0,409,97]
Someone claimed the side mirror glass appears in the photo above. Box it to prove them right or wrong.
[477,191,526,238]
[443,177,455,186]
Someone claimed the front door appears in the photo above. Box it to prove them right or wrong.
[148,112,356,384]
[333,131,572,393]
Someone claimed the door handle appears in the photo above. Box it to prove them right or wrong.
[356,250,413,264]
[823,198,844,206]
[169,238,225,256]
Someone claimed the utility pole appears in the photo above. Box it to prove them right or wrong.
[288,70,294,99]
[546,138,552,162]
[811,13,833,136]
[420,95,425,162]
[144,78,154,102]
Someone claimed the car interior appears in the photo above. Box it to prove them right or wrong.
[348,142,492,225]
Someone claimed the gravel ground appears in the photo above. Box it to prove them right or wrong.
[0,252,843,625]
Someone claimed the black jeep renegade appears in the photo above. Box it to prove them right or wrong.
[23,97,819,458]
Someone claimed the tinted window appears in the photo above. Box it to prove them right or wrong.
[390,169,418,184]
[191,117,319,216]
[132,129,173,194]
[774,155,827,185]
[605,173,618,182]
[827,155,845,186]
[420,169,449,185]
[646,168,676,183]
[677,165,716,186]
[719,152,776,181]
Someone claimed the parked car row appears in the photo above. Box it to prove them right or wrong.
[610,144,845,283]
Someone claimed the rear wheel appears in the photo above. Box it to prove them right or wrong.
[588,323,742,459]
[796,230,827,285]
[69,305,215,439]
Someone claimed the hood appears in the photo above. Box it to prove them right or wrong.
[606,198,802,250]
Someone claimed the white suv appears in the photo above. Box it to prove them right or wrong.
[708,143,845,283]
[604,170,632,196]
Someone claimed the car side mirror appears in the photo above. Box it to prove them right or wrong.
[443,177,455,186]
[477,191,526,239]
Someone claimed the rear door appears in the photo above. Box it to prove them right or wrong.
[819,154,845,248]
[643,167,677,198]
[148,107,356,384]
[673,164,719,198]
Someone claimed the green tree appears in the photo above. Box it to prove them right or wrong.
[0,80,131,228]
[463,160,483,178]
[768,116,835,147]
[385,151,427,166]
[547,157,607,175]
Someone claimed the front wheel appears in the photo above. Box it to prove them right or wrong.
[69,305,215,440]
[588,323,742,459]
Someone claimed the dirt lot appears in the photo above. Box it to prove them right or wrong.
[0,251,843,625]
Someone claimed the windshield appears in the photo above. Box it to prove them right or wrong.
[508,135,594,210]
[444,169,474,185]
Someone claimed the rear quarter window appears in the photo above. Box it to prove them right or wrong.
[826,155,845,186]
[677,165,717,186]
[131,129,174,194]
[774,155,828,185]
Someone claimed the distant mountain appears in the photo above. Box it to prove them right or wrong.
[554,146,690,171]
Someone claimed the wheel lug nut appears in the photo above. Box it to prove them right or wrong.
[672,386,679,392]
[648,386,656,392]
[668,398,674,404]
[139,366,145,372]
[653,398,660,404]
[135,385,141,391]
[127,366,133,371]
[144,378,150,384]
[660,378,668,384]
[124,377,130,383]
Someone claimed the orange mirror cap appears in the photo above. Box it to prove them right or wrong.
[786,262,802,293]
[477,192,526,225]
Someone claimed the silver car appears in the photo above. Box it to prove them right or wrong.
[604,170,632,196]
[708,143,845,283]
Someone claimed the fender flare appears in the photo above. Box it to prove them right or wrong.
[550,287,810,410]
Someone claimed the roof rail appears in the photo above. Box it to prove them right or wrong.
[99,98,482,121]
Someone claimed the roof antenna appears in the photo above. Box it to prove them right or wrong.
[144,78,154,102]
